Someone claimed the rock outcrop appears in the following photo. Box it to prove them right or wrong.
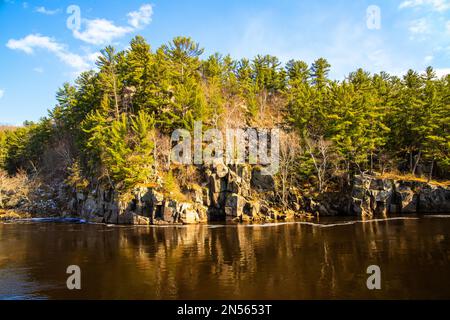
[69,162,289,225]
[2,165,448,224]
[348,175,450,217]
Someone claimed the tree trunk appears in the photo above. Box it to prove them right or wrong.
[412,151,421,176]
[428,158,434,182]
[409,152,413,173]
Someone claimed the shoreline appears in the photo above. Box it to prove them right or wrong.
[3,211,449,227]
[2,173,449,225]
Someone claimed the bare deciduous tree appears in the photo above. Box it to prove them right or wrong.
[278,131,300,208]
[304,135,333,192]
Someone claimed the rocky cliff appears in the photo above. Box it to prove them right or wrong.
[1,165,449,224]
[67,168,450,225]
[347,175,450,217]
[67,161,291,225]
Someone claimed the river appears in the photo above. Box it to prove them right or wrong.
[1,215,449,299]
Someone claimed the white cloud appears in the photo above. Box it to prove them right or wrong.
[399,0,450,12]
[72,4,153,45]
[446,21,450,34]
[6,34,63,54]
[6,34,89,70]
[33,67,44,73]
[127,4,153,28]
[22,2,28,9]
[73,19,133,45]
[35,6,60,15]
[0,89,4,99]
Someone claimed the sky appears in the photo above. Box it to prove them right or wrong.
[0,0,449,125]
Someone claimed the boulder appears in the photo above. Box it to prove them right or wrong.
[180,209,200,224]
[162,200,177,223]
[243,201,260,218]
[225,193,244,218]
[353,175,371,190]
[398,186,418,213]
[117,210,132,224]
[202,187,210,206]
[82,196,98,217]
[192,187,203,204]
[194,203,209,222]
[227,172,242,194]
[260,204,271,217]
[418,186,450,213]
[212,159,229,178]
[251,167,275,191]
[369,179,392,191]
[209,174,222,193]
[350,197,372,217]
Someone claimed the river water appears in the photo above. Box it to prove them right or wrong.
[0,216,449,299]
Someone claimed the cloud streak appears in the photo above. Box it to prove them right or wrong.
[399,0,450,12]
[73,19,133,45]
[35,6,61,15]
[5,4,154,76]
[6,34,89,70]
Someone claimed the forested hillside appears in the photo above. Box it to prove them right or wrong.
[0,36,449,203]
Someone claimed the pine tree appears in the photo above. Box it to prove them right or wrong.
[96,46,121,118]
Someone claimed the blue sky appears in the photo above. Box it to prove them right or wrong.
[0,0,449,125]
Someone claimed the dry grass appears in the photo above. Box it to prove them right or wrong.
[252,95,286,129]
[0,169,46,215]
[0,170,37,208]
[0,209,31,221]
[377,172,450,187]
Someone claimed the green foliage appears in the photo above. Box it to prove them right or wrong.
[2,35,448,196]
[2,120,53,174]
[287,62,449,184]
[82,109,155,194]
[0,128,12,168]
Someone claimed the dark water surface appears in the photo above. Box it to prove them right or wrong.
[1,216,450,299]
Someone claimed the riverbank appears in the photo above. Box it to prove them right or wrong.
[1,164,449,225]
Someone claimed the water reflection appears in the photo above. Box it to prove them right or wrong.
[0,217,449,299]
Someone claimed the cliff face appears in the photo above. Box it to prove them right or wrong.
[68,162,291,225]
[347,175,450,217]
[67,167,450,225]
[1,165,449,224]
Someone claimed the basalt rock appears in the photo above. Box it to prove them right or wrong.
[346,175,450,217]
[251,167,275,191]
[225,193,244,219]
[418,185,450,212]
[61,164,449,225]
